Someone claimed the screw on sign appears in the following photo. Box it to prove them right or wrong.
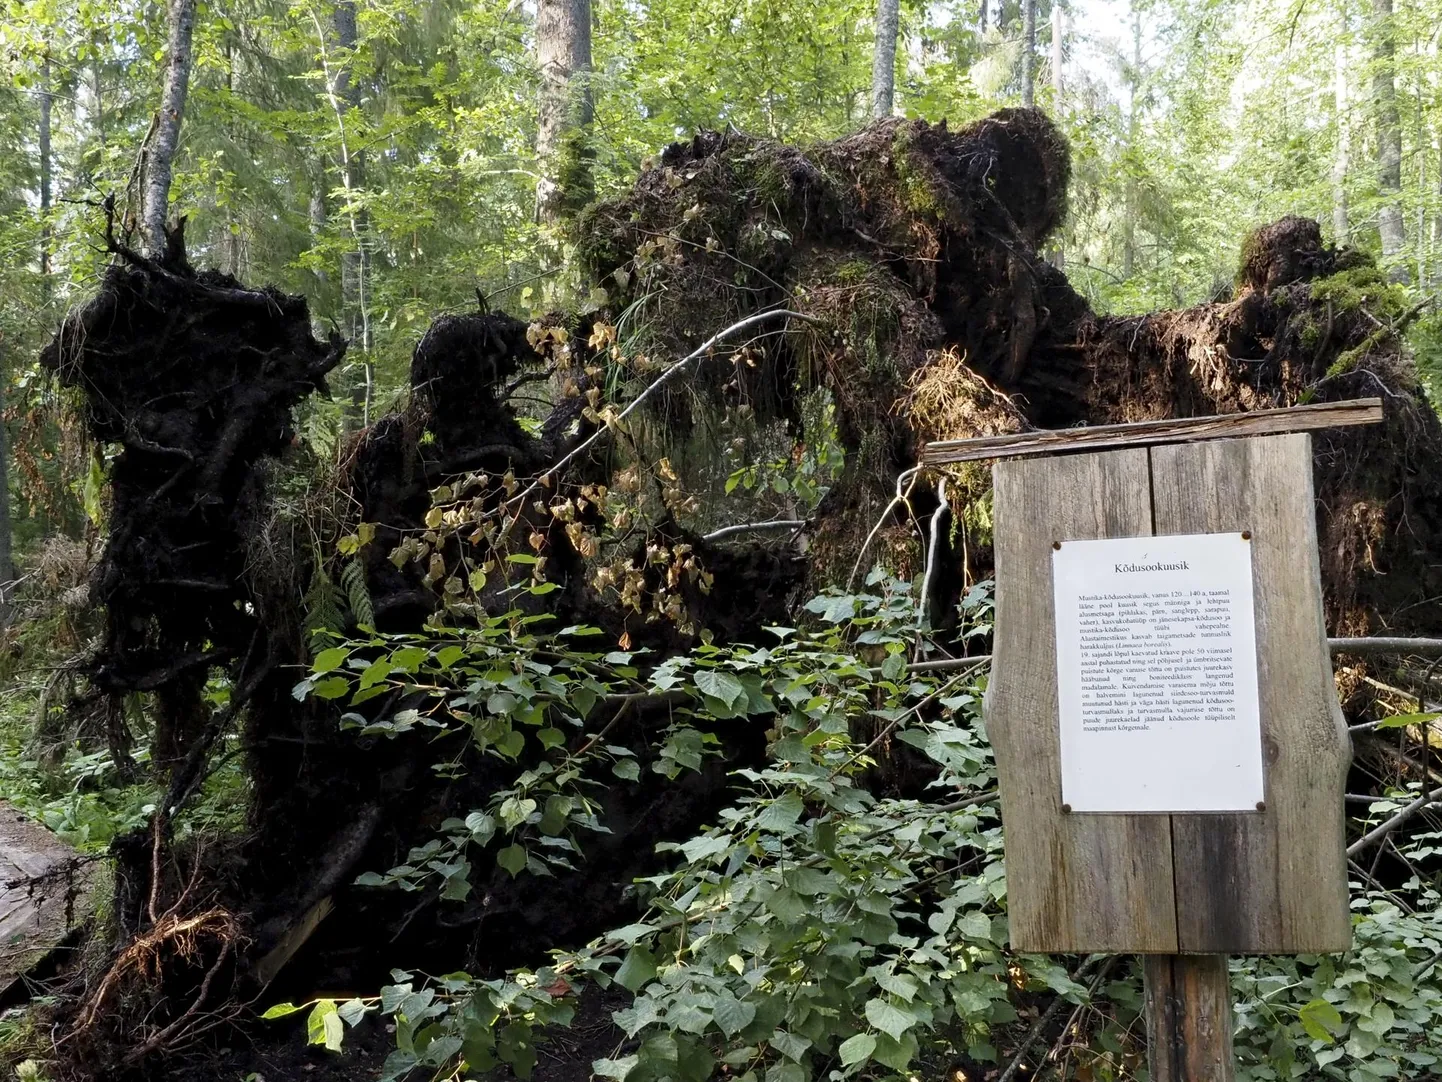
[921,398,1384,1082]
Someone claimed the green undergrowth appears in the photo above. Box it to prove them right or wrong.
[0,664,249,852]
[268,574,1442,1082]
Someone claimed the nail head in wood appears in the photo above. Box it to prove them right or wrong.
[1256,801,1266,812]
[1061,803,1072,814]
[1053,540,1062,550]
[1241,531,1251,540]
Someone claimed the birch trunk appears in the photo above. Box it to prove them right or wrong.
[39,53,53,294]
[1371,0,1406,279]
[871,0,900,118]
[1021,0,1037,107]
[1332,44,1350,245]
[141,0,198,259]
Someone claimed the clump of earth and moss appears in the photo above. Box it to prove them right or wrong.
[577,118,1442,644]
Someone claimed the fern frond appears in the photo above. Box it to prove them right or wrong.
[341,559,375,629]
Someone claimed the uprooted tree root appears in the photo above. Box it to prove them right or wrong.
[577,115,1442,643]
[67,825,246,1070]
[30,114,1442,1079]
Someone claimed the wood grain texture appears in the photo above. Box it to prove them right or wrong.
[922,398,1382,464]
[987,449,1179,953]
[1144,954,1236,1082]
[1150,434,1352,953]
[1,802,87,995]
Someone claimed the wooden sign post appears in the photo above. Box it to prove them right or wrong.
[922,399,1384,1082]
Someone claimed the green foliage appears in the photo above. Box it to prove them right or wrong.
[277,575,1442,1081]
[1233,888,1442,1081]
[287,578,1083,1080]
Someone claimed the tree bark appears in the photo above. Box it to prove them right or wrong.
[1370,0,1406,280]
[1020,0,1037,107]
[324,0,373,421]
[871,0,900,119]
[1051,4,1064,106]
[0,343,13,627]
[536,0,594,227]
[979,0,989,32]
[1122,12,1140,278]
[1332,44,1349,245]
[1049,6,1065,271]
[141,0,198,259]
[39,53,53,296]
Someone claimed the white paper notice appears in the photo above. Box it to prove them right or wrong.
[1052,532,1264,813]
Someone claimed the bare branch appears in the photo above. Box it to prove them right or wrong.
[702,519,806,542]
[1347,784,1442,857]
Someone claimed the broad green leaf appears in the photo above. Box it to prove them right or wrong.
[306,1000,344,1052]
[261,1002,304,1019]
[956,910,992,942]
[337,998,371,1026]
[864,998,917,1042]
[838,1032,876,1066]
[1298,998,1345,1042]
[497,844,527,876]
[677,833,731,863]
[876,972,920,1002]
[615,946,658,992]
[612,759,641,781]
[770,1030,811,1061]
[695,669,746,709]
[756,791,804,832]
[712,995,756,1037]
[311,676,351,700]
[594,1055,638,1080]
[312,647,350,673]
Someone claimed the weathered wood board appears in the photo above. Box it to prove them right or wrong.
[1,802,87,999]
[988,448,1179,953]
[986,433,1352,954]
[923,397,1382,464]
[1144,955,1235,1082]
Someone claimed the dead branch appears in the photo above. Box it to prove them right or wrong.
[1346,783,1442,857]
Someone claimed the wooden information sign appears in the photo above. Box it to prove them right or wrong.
[930,399,1384,1082]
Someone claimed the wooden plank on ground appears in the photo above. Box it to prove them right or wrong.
[1,802,88,997]
[922,398,1383,465]
[987,448,1179,953]
[1149,434,1352,953]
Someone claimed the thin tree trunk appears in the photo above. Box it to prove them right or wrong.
[1122,11,1140,278]
[321,0,373,422]
[979,0,989,32]
[1021,0,1037,107]
[1332,44,1350,245]
[871,0,900,119]
[309,175,329,337]
[141,0,199,259]
[1048,6,1066,271]
[536,0,594,227]
[39,53,53,298]
[1419,97,1428,286]
[1371,0,1406,279]
[0,342,13,628]
[1434,135,1442,288]
[1051,4,1064,105]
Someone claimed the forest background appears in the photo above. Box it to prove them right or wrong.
[2,1,1442,1081]
[4,0,1441,483]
